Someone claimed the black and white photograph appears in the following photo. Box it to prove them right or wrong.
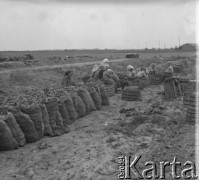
[0,0,198,179]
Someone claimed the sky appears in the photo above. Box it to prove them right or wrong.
[0,0,198,50]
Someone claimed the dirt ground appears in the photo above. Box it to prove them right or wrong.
[0,51,197,179]
[0,84,196,180]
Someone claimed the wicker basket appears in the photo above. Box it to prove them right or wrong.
[121,86,141,101]
[105,85,115,97]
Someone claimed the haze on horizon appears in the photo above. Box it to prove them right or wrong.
[0,0,198,51]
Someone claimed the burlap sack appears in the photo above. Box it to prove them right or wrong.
[76,94,86,118]
[14,111,39,143]
[0,119,19,151]
[77,89,91,113]
[4,112,26,147]
[45,99,63,136]
[93,85,102,105]
[58,102,72,125]
[89,88,101,110]
[85,90,96,111]
[64,95,77,121]
[21,105,44,139]
[99,85,110,106]
[40,104,53,136]
[70,94,79,119]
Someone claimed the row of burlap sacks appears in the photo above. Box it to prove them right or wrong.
[0,82,110,151]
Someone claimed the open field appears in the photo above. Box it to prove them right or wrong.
[0,50,197,180]
[0,50,196,70]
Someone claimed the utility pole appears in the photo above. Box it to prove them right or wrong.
[146,41,147,49]
[164,42,166,50]
[179,36,181,51]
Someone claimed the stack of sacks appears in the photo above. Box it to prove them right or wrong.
[183,93,197,123]
[0,81,111,151]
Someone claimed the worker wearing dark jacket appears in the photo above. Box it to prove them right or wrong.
[62,71,76,87]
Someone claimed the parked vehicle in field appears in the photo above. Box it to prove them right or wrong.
[125,53,139,58]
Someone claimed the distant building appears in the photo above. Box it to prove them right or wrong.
[179,43,198,51]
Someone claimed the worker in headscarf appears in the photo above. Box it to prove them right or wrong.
[127,65,136,78]
[136,67,148,78]
[91,64,99,78]
[149,63,156,76]
[101,58,110,69]
[61,70,76,87]
[92,64,105,80]
[165,65,174,74]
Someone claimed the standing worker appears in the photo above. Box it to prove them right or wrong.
[149,63,156,76]
[91,64,99,78]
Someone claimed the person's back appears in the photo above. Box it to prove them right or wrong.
[62,71,76,87]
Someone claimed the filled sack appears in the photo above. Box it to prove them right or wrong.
[40,104,53,136]
[89,88,101,110]
[99,85,110,106]
[45,99,63,136]
[77,89,91,113]
[76,94,86,118]
[4,112,26,146]
[58,101,72,125]
[13,111,39,143]
[21,105,44,139]
[85,90,96,111]
[64,95,77,121]
[0,118,19,151]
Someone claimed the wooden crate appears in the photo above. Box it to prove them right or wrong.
[105,85,115,97]
[180,81,196,95]
[121,86,141,101]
